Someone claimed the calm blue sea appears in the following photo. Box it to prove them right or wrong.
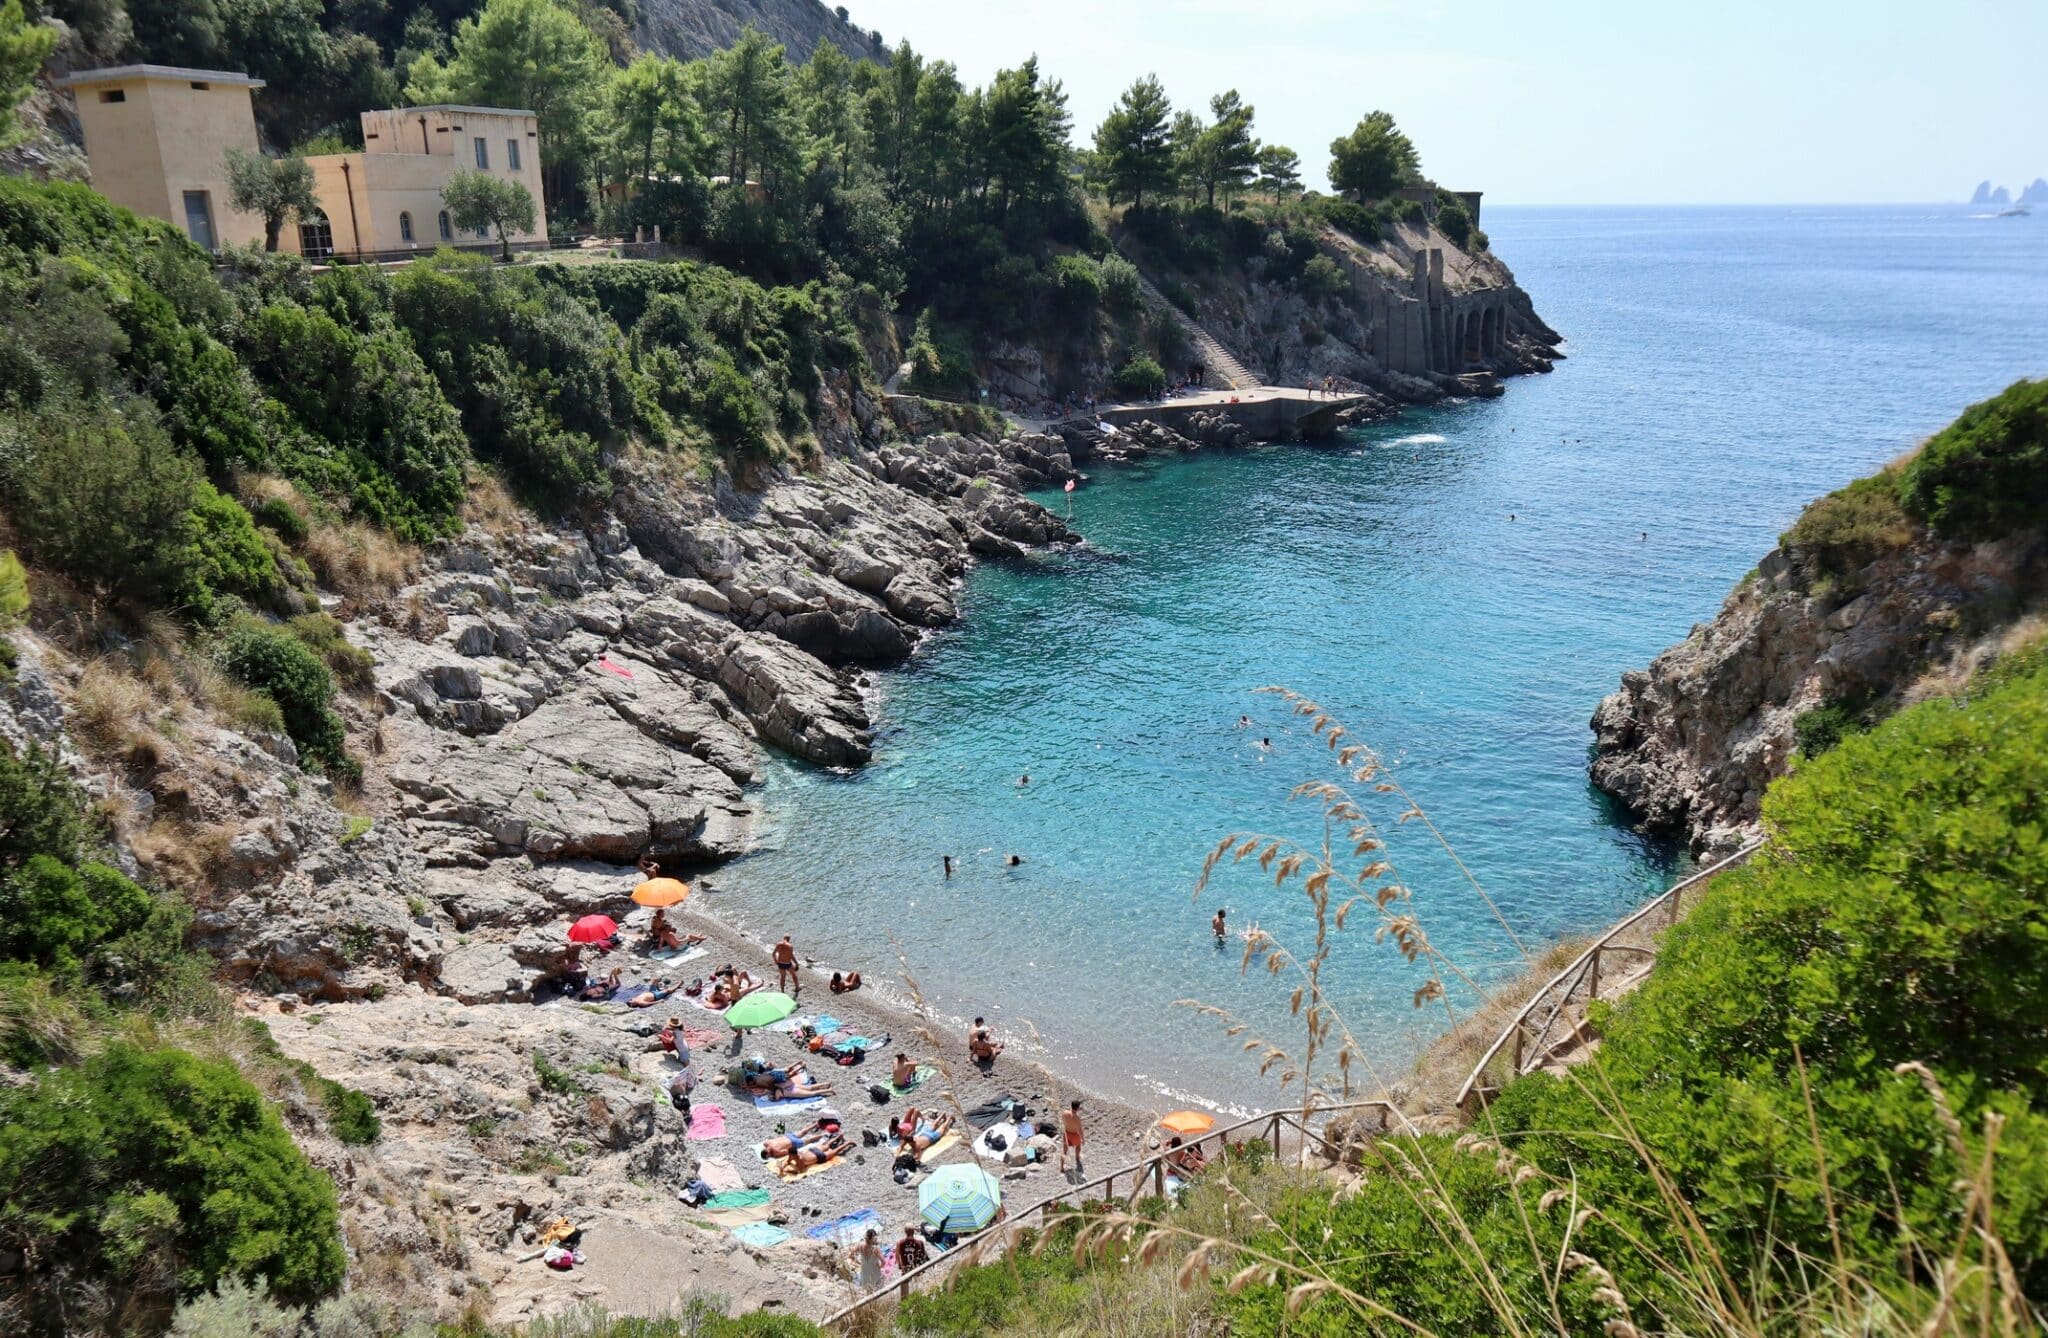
[716,205,2048,1113]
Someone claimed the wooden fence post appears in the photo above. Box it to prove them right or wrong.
[1589,946,1603,999]
[1667,885,1681,927]
[1512,1023,1525,1072]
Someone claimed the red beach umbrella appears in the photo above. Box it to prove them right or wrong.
[568,914,618,944]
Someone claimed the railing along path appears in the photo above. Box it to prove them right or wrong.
[819,1098,1397,1332]
[1452,842,1761,1113]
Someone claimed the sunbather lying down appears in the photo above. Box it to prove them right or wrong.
[758,1116,844,1160]
[892,1109,957,1155]
[737,1058,834,1099]
[626,978,678,1008]
[781,1133,852,1175]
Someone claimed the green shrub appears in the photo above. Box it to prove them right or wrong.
[692,355,773,459]
[1790,694,1876,757]
[0,854,151,971]
[1098,254,1142,312]
[1049,253,1101,316]
[1899,377,2048,540]
[1471,228,1489,252]
[1780,467,1916,580]
[312,1077,380,1146]
[904,309,975,397]
[1435,200,1473,247]
[286,613,373,691]
[1396,198,1426,225]
[0,396,204,607]
[1299,254,1347,301]
[249,496,309,543]
[1111,354,1166,399]
[1311,197,1378,244]
[0,1040,346,1324]
[188,483,283,613]
[217,619,351,777]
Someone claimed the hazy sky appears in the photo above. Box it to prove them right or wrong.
[849,0,2046,204]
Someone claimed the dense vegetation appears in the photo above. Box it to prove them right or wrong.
[0,728,354,1332]
[1784,377,2047,576]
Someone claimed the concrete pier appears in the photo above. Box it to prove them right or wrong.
[1096,387,1375,441]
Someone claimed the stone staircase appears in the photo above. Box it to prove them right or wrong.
[1128,268,1262,390]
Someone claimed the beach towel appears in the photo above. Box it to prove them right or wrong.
[891,1064,937,1094]
[964,1095,1023,1129]
[971,1121,1017,1161]
[682,1024,722,1049]
[648,944,707,964]
[687,1104,727,1140]
[729,1222,789,1249]
[697,1157,746,1194]
[753,1092,828,1113]
[700,1203,773,1228]
[608,981,650,1004]
[703,1187,771,1211]
[803,1207,881,1248]
[919,1131,962,1165]
[777,1154,845,1183]
[812,1014,844,1034]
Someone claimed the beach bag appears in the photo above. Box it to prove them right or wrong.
[867,1082,890,1104]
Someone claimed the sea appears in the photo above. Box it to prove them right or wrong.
[713,205,2048,1114]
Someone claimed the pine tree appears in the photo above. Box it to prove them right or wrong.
[1091,74,1176,209]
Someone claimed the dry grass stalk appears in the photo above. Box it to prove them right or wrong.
[302,521,418,605]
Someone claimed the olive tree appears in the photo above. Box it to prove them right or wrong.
[441,168,537,261]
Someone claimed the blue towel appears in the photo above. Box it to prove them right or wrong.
[804,1207,881,1247]
[812,1014,844,1034]
[730,1222,790,1249]
[753,1093,828,1113]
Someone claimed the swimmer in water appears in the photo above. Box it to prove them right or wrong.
[1005,853,1024,867]
[1017,774,1030,787]
[1212,907,1227,941]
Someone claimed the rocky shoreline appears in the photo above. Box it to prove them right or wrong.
[0,339,1562,1325]
[1589,518,2046,857]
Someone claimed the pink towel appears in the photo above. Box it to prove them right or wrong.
[688,1104,727,1139]
[597,655,635,678]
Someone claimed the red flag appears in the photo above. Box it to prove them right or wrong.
[1064,479,1076,493]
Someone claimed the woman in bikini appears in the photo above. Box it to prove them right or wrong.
[891,1052,919,1086]
[896,1110,956,1157]
[781,1133,852,1175]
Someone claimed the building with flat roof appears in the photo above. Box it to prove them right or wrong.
[57,64,269,250]
[303,105,548,259]
[57,66,549,260]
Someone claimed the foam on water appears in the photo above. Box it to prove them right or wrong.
[720,205,2048,1111]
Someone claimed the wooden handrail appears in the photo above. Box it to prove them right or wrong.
[817,1098,1396,1331]
[1453,841,1761,1113]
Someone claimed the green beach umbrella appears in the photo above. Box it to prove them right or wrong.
[724,991,797,1030]
[919,1163,1002,1234]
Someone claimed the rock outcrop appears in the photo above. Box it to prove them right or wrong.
[632,0,885,63]
[1590,527,2046,858]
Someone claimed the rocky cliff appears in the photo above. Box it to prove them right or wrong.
[633,0,885,62]
[1589,517,2046,859]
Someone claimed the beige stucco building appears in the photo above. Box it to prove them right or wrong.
[58,65,548,260]
[57,64,270,250]
[301,106,548,259]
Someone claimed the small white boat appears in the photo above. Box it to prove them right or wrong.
[1996,206,2031,217]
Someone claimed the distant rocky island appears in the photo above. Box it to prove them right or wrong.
[1971,178,2047,206]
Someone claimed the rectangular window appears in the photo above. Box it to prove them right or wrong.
[473,137,488,169]
[98,89,125,104]
[181,191,216,250]
[506,139,521,172]
[189,81,210,91]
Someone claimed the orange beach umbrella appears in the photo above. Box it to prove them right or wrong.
[1157,1110,1216,1137]
[632,877,691,908]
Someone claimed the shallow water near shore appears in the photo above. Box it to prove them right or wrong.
[719,204,2048,1112]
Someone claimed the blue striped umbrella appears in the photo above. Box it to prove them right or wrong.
[918,1163,1002,1233]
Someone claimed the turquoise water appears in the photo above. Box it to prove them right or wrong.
[717,206,2048,1112]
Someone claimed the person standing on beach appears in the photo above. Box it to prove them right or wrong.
[895,1223,929,1272]
[773,935,799,995]
[852,1228,885,1291]
[1060,1099,1085,1177]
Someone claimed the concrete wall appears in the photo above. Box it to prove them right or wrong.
[70,74,266,249]
[358,106,548,226]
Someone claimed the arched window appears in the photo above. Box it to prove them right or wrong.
[437,210,452,241]
[399,211,414,243]
[297,208,333,260]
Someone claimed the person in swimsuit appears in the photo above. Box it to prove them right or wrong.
[760,1117,841,1159]
[773,935,799,995]
[781,1133,851,1175]
[1060,1099,1085,1176]
[969,1019,1003,1063]
[1166,1135,1207,1176]
[892,1052,919,1086]
[1212,907,1227,942]
[896,1111,956,1156]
